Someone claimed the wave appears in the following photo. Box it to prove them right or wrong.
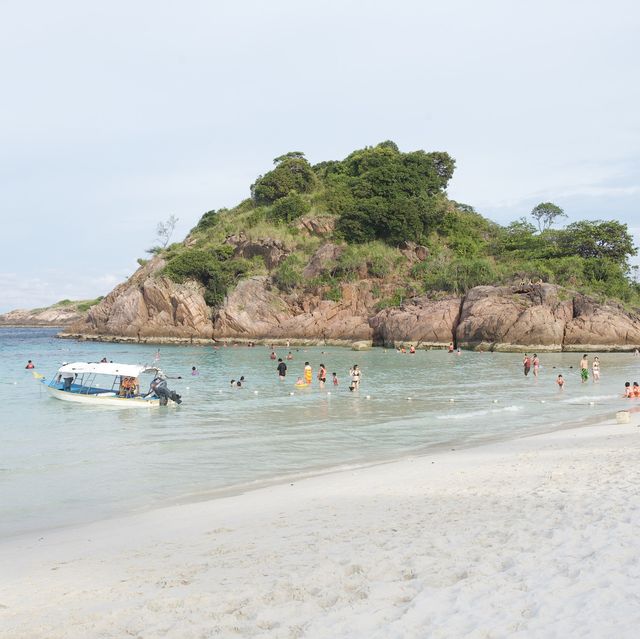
[436,405,522,420]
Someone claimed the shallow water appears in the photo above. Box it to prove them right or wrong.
[1,328,637,538]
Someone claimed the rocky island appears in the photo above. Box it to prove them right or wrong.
[52,142,640,350]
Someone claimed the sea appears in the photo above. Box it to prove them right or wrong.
[1,327,637,539]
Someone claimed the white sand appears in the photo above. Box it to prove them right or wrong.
[1,419,640,638]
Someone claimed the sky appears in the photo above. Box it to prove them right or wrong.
[1,0,638,312]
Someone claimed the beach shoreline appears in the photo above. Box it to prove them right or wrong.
[2,415,639,638]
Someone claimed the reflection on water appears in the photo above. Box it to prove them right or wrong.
[0,328,635,537]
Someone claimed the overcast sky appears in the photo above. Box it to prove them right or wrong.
[1,0,638,312]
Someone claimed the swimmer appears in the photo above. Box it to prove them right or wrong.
[532,354,539,377]
[592,356,600,382]
[230,379,235,386]
[556,374,564,390]
[523,353,531,377]
[304,362,312,385]
[25,360,35,369]
[236,381,242,388]
[623,381,632,398]
[270,351,277,360]
[634,382,640,398]
[191,366,199,376]
[277,358,287,381]
[318,363,327,388]
[456,347,461,355]
[448,342,454,353]
[332,372,338,386]
[287,352,293,360]
[409,345,416,354]
[349,364,361,390]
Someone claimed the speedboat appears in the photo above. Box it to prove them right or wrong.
[42,362,168,408]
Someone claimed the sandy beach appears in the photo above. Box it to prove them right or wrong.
[1,417,639,638]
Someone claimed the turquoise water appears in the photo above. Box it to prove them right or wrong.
[1,328,637,539]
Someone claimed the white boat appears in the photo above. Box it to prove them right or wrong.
[43,362,170,408]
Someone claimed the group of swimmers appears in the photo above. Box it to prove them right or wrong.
[275,357,362,391]
[623,382,640,398]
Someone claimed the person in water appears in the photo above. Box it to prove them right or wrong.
[633,382,640,397]
[580,354,589,383]
[25,360,35,369]
[592,357,601,382]
[532,354,540,378]
[448,342,454,353]
[287,352,293,360]
[556,374,565,390]
[148,374,182,405]
[304,362,312,385]
[332,372,338,386]
[318,363,327,387]
[409,345,416,354]
[277,358,287,381]
[523,353,531,376]
[270,351,277,360]
[191,366,199,376]
[623,381,632,398]
[349,364,361,390]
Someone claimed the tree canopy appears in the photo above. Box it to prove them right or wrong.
[251,153,315,205]
[531,202,566,232]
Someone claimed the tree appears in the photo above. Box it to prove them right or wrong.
[146,214,179,254]
[530,202,566,232]
[251,153,315,205]
[558,220,637,264]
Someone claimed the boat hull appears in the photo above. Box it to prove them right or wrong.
[45,386,162,408]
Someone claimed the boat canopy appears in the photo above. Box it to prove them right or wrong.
[56,362,161,378]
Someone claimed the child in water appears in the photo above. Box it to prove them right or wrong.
[332,372,338,386]
[623,382,632,398]
[556,374,565,390]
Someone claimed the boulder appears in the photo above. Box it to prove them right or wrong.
[228,237,289,269]
[456,284,570,350]
[563,295,640,350]
[66,257,213,340]
[295,215,336,236]
[302,243,344,279]
[370,297,461,348]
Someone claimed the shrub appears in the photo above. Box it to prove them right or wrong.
[419,257,499,294]
[272,254,304,291]
[269,191,311,223]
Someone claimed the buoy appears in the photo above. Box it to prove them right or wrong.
[366,395,371,399]
[289,392,294,396]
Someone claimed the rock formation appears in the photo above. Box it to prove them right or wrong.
[62,257,213,342]
[60,256,640,350]
[0,305,84,327]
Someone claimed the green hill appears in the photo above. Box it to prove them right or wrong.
[153,141,639,310]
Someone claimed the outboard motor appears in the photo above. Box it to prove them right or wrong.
[149,375,182,405]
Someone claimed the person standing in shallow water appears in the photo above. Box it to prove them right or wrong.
[304,362,312,385]
[592,356,601,382]
[532,354,540,378]
[277,358,287,381]
[318,363,327,388]
[523,353,531,377]
[580,354,589,383]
